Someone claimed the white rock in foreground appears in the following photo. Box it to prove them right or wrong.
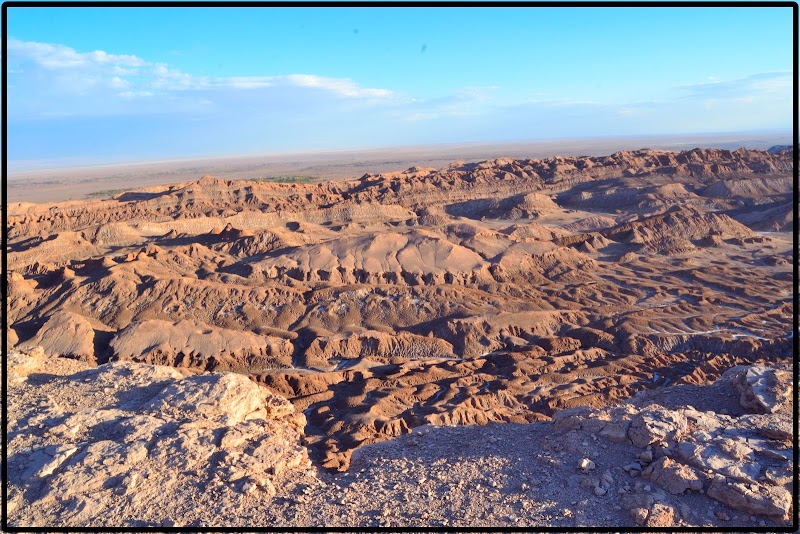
[7,351,310,528]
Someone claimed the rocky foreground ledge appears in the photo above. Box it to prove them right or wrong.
[6,348,793,528]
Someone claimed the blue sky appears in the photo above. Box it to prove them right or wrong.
[6,6,794,168]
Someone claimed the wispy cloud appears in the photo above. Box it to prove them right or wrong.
[7,38,395,118]
[7,38,147,70]
[676,71,791,99]
[284,74,392,98]
[198,73,392,98]
[150,63,197,90]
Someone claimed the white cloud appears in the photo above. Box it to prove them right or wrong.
[8,38,395,104]
[8,39,85,68]
[677,71,791,99]
[217,76,276,89]
[109,76,129,90]
[201,74,392,98]
[7,38,400,121]
[150,63,199,90]
[118,90,154,99]
[8,38,147,70]
[285,74,392,98]
[87,49,145,67]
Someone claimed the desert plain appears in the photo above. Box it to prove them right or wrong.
[4,140,795,527]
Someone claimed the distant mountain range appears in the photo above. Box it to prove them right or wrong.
[767,145,794,154]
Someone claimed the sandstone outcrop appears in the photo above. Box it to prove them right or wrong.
[7,350,310,527]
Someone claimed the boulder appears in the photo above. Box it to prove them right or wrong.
[627,406,687,448]
[706,475,791,517]
[145,371,295,425]
[734,366,788,414]
[641,456,704,494]
[677,439,760,483]
[599,421,630,443]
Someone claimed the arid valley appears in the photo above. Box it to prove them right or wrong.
[5,143,795,527]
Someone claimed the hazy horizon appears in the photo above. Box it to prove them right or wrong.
[6,6,794,168]
[7,129,794,204]
[7,129,794,175]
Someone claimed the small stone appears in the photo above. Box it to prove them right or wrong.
[625,462,642,472]
[114,473,139,496]
[646,503,678,527]
[600,422,630,443]
[578,458,596,471]
[594,486,607,496]
[257,478,276,496]
[630,507,648,526]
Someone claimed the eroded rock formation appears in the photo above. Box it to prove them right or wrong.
[6,147,793,469]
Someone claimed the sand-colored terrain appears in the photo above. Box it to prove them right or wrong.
[5,145,794,527]
[6,349,793,527]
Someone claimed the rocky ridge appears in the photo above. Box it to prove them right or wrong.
[6,349,793,528]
